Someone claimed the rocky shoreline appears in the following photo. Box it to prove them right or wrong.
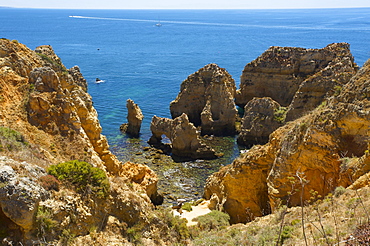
[0,38,369,245]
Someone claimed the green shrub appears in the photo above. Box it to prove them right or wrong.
[193,210,230,231]
[36,53,67,72]
[334,186,346,197]
[0,127,28,151]
[280,225,294,244]
[333,85,342,97]
[59,229,75,245]
[36,206,58,238]
[182,202,193,212]
[48,160,110,198]
[126,223,144,244]
[274,107,288,124]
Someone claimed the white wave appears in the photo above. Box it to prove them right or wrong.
[69,15,370,31]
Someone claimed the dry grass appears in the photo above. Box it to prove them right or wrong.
[190,185,370,246]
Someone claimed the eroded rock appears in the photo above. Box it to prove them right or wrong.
[0,156,48,236]
[205,57,370,224]
[148,113,217,160]
[170,63,237,136]
[237,97,283,147]
[236,43,356,108]
[120,99,144,137]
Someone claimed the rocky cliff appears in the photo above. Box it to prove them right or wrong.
[236,43,358,147]
[170,63,237,136]
[236,43,356,108]
[0,39,166,244]
[237,97,283,147]
[205,57,370,224]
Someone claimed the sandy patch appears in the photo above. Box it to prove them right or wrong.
[173,200,212,226]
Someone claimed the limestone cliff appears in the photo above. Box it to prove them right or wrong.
[237,97,283,147]
[236,43,356,108]
[170,63,237,136]
[205,57,370,224]
[236,43,358,147]
[0,39,164,244]
[0,39,121,173]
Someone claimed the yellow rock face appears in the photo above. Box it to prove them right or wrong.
[205,56,370,224]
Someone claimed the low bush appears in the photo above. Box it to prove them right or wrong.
[38,174,60,191]
[193,210,230,231]
[182,202,193,212]
[0,127,28,151]
[48,160,110,198]
[274,107,288,124]
[36,206,58,239]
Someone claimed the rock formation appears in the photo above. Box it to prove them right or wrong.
[285,54,358,121]
[0,39,164,243]
[120,99,144,137]
[205,57,370,224]
[0,156,48,237]
[170,63,237,136]
[236,43,358,147]
[148,113,217,160]
[235,43,356,108]
[237,97,283,147]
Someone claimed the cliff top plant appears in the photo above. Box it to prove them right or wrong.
[193,210,230,231]
[0,126,28,152]
[48,160,110,198]
[274,107,288,124]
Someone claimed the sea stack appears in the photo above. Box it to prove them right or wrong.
[170,63,237,136]
[120,99,144,137]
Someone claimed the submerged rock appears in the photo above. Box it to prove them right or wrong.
[170,63,237,136]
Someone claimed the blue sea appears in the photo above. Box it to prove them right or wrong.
[1,7,370,202]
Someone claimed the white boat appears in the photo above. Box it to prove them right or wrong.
[155,17,162,27]
[95,78,105,83]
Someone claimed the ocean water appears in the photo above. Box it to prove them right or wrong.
[1,7,370,202]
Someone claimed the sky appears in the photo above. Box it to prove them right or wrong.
[1,0,370,9]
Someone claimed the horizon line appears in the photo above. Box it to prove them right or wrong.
[1,6,370,10]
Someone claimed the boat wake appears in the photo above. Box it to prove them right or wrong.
[68,15,370,31]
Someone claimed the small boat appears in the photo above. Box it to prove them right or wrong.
[155,17,162,27]
[95,78,105,83]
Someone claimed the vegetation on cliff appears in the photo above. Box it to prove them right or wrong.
[48,160,110,198]
[1,38,369,245]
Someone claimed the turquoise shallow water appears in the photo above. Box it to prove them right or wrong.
[1,7,370,203]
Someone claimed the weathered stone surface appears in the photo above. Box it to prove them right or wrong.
[237,97,283,147]
[0,39,168,244]
[170,63,237,136]
[285,56,358,121]
[116,161,163,205]
[0,156,48,235]
[148,113,217,160]
[120,99,143,137]
[204,58,370,224]
[236,43,356,108]
[0,38,124,174]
